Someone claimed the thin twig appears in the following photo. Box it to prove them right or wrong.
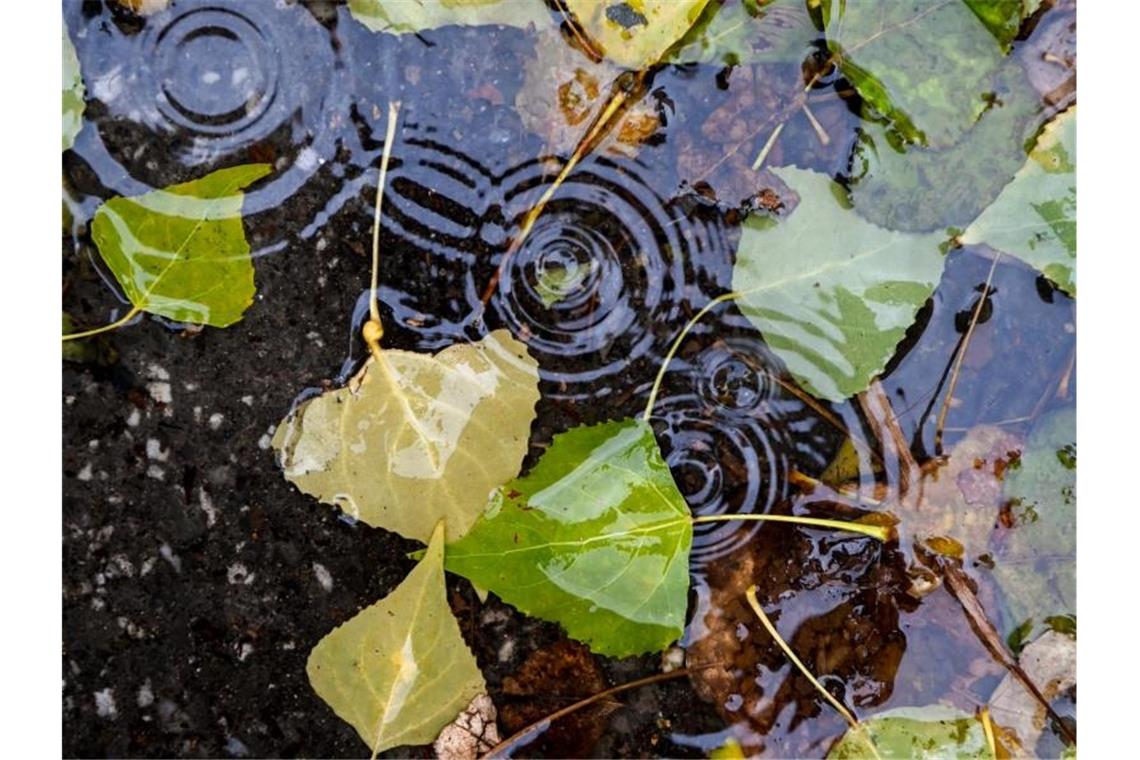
[751,123,785,171]
[800,101,831,146]
[934,253,1001,455]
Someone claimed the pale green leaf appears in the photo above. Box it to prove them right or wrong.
[827,705,994,759]
[90,164,272,327]
[272,329,541,544]
[992,407,1075,637]
[732,166,945,401]
[307,521,485,756]
[63,26,85,151]
[444,418,693,657]
[565,0,713,68]
[821,0,1006,148]
[963,0,1042,50]
[348,0,553,34]
[961,107,1075,295]
[535,260,593,307]
[670,0,818,66]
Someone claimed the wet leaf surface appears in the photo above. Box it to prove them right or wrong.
[62,26,84,151]
[733,166,945,401]
[988,629,1075,755]
[347,0,553,35]
[564,0,713,68]
[962,107,1076,295]
[826,705,992,759]
[306,521,485,756]
[445,418,693,657]
[671,0,818,66]
[90,163,272,327]
[272,329,540,544]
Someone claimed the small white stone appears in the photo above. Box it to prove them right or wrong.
[159,544,182,573]
[146,464,165,480]
[146,438,169,461]
[77,463,93,482]
[201,70,221,84]
[199,489,219,528]
[137,680,154,708]
[257,433,272,450]
[237,642,254,662]
[241,395,254,407]
[209,413,225,430]
[126,408,141,428]
[312,563,334,593]
[146,363,170,381]
[94,688,117,718]
[227,563,254,585]
[147,381,172,405]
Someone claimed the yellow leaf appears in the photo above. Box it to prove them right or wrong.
[564,0,712,69]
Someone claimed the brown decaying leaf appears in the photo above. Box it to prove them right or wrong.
[433,694,501,760]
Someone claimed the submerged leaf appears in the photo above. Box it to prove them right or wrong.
[444,418,692,657]
[670,0,818,66]
[347,0,552,34]
[988,630,1075,755]
[564,0,712,68]
[961,107,1075,295]
[273,330,540,544]
[63,27,85,151]
[991,407,1075,637]
[827,705,994,759]
[964,0,1043,50]
[732,166,944,401]
[821,0,1006,148]
[307,521,485,756]
[90,164,271,327]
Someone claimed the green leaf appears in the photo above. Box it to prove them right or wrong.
[992,407,1075,638]
[347,0,553,34]
[732,166,944,401]
[307,521,485,757]
[272,329,541,544]
[671,0,818,66]
[564,0,713,68]
[847,63,1042,233]
[444,418,693,657]
[961,107,1075,295]
[535,260,593,307]
[821,0,1006,148]
[90,164,271,327]
[63,26,85,151]
[963,0,1042,50]
[827,705,994,759]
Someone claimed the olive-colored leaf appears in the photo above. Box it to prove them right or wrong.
[347,0,553,35]
[961,107,1075,295]
[732,166,945,401]
[272,329,540,544]
[827,705,994,759]
[821,0,1006,148]
[670,0,818,66]
[963,0,1042,50]
[847,64,1042,234]
[564,0,713,69]
[444,418,692,657]
[63,26,84,151]
[991,407,1075,638]
[90,164,271,327]
[307,521,485,757]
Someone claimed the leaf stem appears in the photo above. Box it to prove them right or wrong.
[61,306,142,341]
[364,100,401,360]
[745,586,882,760]
[642,291,741,421]
[692,513,892,542]
[751,122,785,171]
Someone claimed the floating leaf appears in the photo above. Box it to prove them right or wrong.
[535,260,593,307]
[63,26,84,151]
[961,107,1075,295]
[847,61,1043,233]
[821,0,1006,148]
[273,330,540,544]
[307,521,485,757]
[732,166,944,401]
[444,418,692,657]
[347,0,552,34]
[964,0,1043,50]
[90,164,271,327]
[671,0,818,66]
[991,407,1075,637]
[564,0,713,69]
[827,705,994,759]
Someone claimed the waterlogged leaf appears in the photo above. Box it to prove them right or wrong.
[90,164,271,327]
[565,0,712,68]
[992,408,1075,637]
[988,630,1075,755]
[444,418,693,657]
[964,0,1043,50]
[848,64,1042,233]
[273,330,540,544]
[63,27,84,151]
[961,107,1075,295]
[671,0,818,66]
[827,705,993,759]
[347,0,552,34]
[821,0,1006,148]
[732,166,944,401]
[307,521,485,756]
[536,260,593,307]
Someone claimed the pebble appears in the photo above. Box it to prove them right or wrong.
[94,688,117,718]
